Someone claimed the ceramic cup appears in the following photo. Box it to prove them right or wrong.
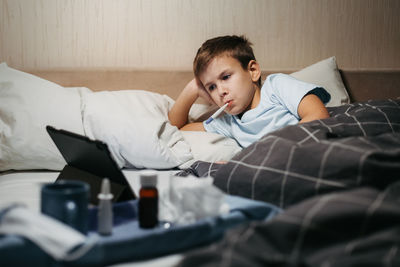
[41,180,90,234]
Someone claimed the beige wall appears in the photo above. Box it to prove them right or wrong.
[1,0,399,71]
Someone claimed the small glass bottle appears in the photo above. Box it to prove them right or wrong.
[138,170,158,228]
[98,178,113,235]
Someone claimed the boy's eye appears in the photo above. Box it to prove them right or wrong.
[208,85,216,91]
[222,74,230,80]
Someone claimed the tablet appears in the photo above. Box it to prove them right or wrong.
[46,125,136,204]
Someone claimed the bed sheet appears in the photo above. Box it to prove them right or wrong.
[0,169,178,212]
[0,171,58,212]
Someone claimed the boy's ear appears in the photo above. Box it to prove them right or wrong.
[248,60,261,82]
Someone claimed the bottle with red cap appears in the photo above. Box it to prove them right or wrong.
[138,170,158,228]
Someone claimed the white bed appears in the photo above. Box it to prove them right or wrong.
[0,169,179,213]
[1,57,377,265]
[0,62,245,266]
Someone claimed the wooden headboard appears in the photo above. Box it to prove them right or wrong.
[27,69,400,103]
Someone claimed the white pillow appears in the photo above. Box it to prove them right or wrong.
[82,90,194,169]
[82,90,242,169]
[0,63,89,171]
[290,57,350,107]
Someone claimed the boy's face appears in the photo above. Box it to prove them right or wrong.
[199,55,261,116]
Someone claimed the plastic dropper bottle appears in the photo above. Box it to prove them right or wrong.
[98,178,113,235]
[138,170,158,228]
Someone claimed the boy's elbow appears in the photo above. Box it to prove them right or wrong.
[315,109,330,120]
[298,94,330,123]
[181,122,205,131]
[299,111,330,124]
[168,111,186,129]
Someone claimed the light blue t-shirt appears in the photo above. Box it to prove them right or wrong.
[203,73,330,147]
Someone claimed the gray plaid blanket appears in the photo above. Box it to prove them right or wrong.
[176,98,400,266]
[179,98,400,208]
[178,182,400,267]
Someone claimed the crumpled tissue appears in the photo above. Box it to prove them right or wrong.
[158,175,230,225]
[0,204,97,261]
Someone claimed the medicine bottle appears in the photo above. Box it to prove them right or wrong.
[138,170,158,228]
[98,178,113,235]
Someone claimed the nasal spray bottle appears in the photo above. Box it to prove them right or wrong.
[138,170,158,228]
[98,178,113,235]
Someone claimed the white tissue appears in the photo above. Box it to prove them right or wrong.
[0,205,96,261]
[158,175,229,225]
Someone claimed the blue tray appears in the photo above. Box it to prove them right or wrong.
[0,195,281,266]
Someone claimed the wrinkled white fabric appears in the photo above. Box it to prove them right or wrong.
[82,90,193,169]
[0,205,95,261]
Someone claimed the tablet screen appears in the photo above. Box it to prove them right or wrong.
[46,125,136,203]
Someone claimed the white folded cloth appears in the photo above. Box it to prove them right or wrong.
[0,204,96,261]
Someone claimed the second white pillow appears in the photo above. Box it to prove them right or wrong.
[290,56,350,107]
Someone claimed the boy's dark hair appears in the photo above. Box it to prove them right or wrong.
[193,35,261,87]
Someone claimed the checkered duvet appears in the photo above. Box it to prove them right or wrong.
[179,98,400,208]
[176,98,400,266]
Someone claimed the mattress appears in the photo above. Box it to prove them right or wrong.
[0,169,178,212]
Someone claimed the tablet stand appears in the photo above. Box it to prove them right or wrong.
[57,165,136,205]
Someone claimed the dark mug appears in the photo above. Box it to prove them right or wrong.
[41,180,90,234]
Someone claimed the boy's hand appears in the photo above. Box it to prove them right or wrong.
[187,78,214,105]
[169,78,214,129]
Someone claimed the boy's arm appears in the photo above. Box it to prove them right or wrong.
[168,78,210,131]
[297,94,330,123]
[180,122,205,131]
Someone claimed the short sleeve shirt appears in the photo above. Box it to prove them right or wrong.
[203,73,330,147]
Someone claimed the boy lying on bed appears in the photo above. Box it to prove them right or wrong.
[168,35,331,148]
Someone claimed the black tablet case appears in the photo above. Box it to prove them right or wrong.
[46,125,136,205]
